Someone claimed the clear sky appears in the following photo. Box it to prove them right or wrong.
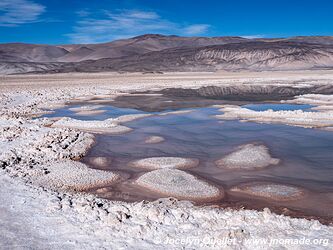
[0,0,332,44]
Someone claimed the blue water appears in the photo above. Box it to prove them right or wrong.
[42,101,333,218]
[242,103,314,112]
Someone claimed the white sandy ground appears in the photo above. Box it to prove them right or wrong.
[130,157,199,170]
[135,169,223,201]
[1,71,333,248]
[230,182,306,201]
[144,135,165,144]
[216,144,280,170]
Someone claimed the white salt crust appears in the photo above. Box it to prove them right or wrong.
[130,156,199,170]
[230,182,306,201]
[216,144,280,170]
[136,168,223,201]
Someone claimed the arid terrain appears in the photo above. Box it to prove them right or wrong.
[1,35,333,74]
[1,71,332,249]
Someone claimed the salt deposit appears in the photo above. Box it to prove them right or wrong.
[159,109,194,116]
[51,117,133,134]
[136,169,222,201]
[216,143,280,170]
[230,182,305,201]
[216,105,333,128]
[75,109,107,116]
[144,135,165,144]
[130,156,199,170]
[68,105,104,112]
[1,72,333,248]
[33,160,120,192]
[52,114,152,133]
[87,156,111,168]
[112,113,152,123]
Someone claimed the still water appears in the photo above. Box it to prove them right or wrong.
[44,99,333,222]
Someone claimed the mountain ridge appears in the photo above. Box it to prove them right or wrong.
[1,34,333,74]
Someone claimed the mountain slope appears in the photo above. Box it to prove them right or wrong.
[53,41,333,73]
[1,35,333,74]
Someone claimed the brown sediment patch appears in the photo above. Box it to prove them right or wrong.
[215,143,280,170]
[33,160,120,192]
[86,156,111,168]
[129,157,199,170]
[230,182,305,201]
[144,136,165,144]
[135,169,223,201]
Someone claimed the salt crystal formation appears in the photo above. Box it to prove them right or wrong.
[33,160,120,192]
[52,114,152,134]
[216,144,279,170]
[216,105,333,128]
[144,136,165,144]
[130,156,199,170]
[136,169,222,201]
[230,182,305,201]
[52,117,132,134]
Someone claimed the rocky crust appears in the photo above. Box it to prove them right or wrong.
[136,169,222,201]
[0,117,95,175]
[32,160,119,192]
[144,136,165,144]
[216,144,280,170]
[130,157,199,170]
[230,182,305,201]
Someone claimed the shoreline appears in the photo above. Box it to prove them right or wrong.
[1,71,332,248]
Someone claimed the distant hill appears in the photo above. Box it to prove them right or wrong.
[1,34,333,74]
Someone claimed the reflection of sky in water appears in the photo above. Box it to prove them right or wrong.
[43,102,333,217]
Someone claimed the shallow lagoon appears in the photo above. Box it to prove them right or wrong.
[44,99,333,221]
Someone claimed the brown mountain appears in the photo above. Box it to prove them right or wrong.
[1,35,333,74]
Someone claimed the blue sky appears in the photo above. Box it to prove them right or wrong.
[0,0,332,44]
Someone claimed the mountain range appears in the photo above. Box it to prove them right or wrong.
[1,34,333,74]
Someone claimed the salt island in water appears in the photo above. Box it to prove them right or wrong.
[1,71,333,248]
[41,89,333,222]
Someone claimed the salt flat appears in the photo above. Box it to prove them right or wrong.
[0,71,333,249]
